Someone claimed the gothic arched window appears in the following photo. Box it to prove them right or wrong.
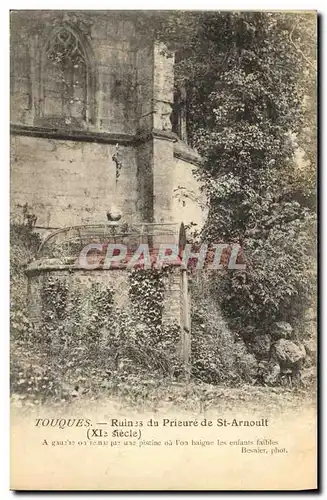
[41,26,93,127]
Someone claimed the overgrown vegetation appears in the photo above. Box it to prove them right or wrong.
[11,12,316,406]
[143,11,316,341]
[11,214,315,407]
[11,219,184,405]
[139,12,317,385]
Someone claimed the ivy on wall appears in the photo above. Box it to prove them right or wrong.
[13,268,182,403]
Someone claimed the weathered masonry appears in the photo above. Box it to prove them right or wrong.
[10,11,206,368]
[26,222,192,369]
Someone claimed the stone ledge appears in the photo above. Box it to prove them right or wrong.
[11,124,178,147]
[11,124,202,166]
[134,128,178,144]
[26,258,183,276]
[10,124,135,146]
[25,260,129,276]
[152,129,178,143]
[173,140,202,167]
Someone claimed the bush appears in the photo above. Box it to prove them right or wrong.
[190,275,258,386]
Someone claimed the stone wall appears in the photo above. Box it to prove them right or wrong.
[11,11,205,236]
[10,135,139,228]
[11,11,203,368]
[27,265,187,338]
[172,153,208,228]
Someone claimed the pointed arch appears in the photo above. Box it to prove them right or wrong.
[39,24,96,127]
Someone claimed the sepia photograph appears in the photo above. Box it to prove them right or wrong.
[9,9,317,490]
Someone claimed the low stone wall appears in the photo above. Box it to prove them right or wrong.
[26,260,190,363]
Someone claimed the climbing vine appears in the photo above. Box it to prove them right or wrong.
[12,267,183,404]
[128,268,167,330]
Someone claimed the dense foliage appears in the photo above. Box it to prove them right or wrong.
[144,11,316,339]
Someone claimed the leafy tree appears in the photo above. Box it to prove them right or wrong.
[143,11,316,339]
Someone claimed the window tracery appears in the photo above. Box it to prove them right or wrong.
[41,26,93,126]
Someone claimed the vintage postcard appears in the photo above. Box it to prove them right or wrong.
[10,10,317,490]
